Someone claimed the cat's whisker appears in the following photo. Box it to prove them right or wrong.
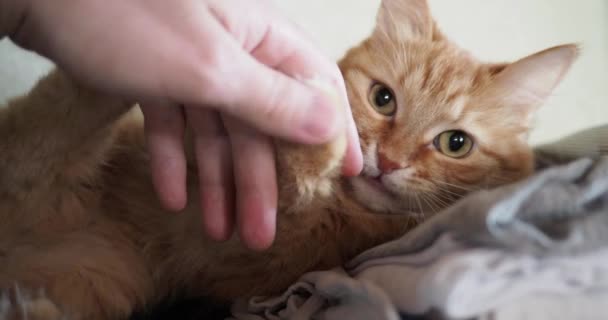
[425,192,451,209]
[413,193,425,217]
[420,193,442,214]
[429,179,476,193]
[409,183,434,193]
[427,195,452,213]
[418,193,436,214]
[434,186,466,199]
[406,195,416,216]
[413,186,452,208]
[429,179,472,190]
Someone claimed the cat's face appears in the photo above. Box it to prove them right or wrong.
[339,0,577,215]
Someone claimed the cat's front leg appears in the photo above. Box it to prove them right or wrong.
[0,69,133,202]
[275,81,348,211]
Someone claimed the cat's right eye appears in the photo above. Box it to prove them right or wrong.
[368,83,397,116]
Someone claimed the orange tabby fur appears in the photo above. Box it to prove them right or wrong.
[0,0,577,319]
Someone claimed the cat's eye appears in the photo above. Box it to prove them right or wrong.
[434,130,474,158]
[368,83,396,116]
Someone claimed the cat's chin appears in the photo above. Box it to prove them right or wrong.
[347,176,427,216]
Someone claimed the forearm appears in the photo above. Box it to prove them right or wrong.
[0,0,28,40]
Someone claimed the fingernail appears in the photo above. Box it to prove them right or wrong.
[243,209,276,251]
[299,95,342,143]
[346,119,364,175]
[239,192,277,251]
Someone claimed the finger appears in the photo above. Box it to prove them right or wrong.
[342,107,364,176]
[207,47,343,146]
[339,83,363,176]
[222,115,277,251]
[140,103,187,211]
[185,106,235,241]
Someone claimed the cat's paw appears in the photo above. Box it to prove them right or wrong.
[276,78,348,207]
[0,286,64,320]
[277,135,347,202]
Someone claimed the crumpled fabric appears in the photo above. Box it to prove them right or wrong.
[229,126,608,320]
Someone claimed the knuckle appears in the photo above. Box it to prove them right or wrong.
[330,65,346,89]
[196,137,231,184]
[256,75,291,121]
[189,49,229,103]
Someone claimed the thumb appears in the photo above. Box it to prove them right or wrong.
[211,52,345,144]
[193,0,346,145]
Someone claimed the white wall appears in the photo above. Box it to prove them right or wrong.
[1,0,606,144]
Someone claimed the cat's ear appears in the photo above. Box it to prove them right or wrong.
[484,44,579,126]
[373,0,438,41]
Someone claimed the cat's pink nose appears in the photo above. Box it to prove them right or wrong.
[378,153,402,174]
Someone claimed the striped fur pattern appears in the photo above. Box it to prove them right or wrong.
[0,0,577,319]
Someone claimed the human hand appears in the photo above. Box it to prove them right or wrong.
[7,0,363,250]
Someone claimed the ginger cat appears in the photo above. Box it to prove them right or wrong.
[0,0,577,319]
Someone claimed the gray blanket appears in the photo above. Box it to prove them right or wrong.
[230,126,608,320]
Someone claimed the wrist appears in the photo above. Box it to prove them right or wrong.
[0,0,30,40]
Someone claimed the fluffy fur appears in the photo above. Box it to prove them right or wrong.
[0,0,577,319]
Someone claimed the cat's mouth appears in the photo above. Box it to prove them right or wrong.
[347,173,415,213]
[347,173,430,215]
[359,174,397,197]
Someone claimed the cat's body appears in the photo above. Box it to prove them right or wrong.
[0,0,577,319]
[0,70,412,319]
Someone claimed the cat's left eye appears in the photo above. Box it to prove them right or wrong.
[434,130,474,158]
[368,83,397,116]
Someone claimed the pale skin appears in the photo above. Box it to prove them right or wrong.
[0,0,363,250]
